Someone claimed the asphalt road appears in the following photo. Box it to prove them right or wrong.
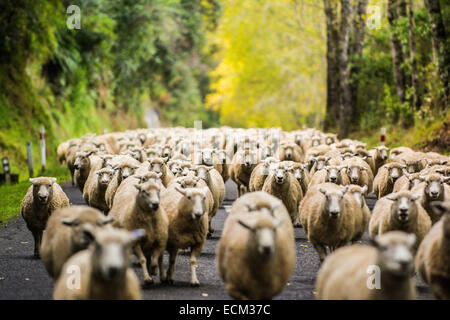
[0,180,435,300]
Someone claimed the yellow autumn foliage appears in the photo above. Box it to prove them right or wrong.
[206,0,326,129]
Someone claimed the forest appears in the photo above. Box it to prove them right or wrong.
[0,0,449,175]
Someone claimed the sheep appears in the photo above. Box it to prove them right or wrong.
[161,186,210,286]
[411,174,450,224]
[73,148,98,191]
[308,155,332,176]
[57,141,70,164]
[83,167,115,212]
[40,206,113,278]
[193,148,223,175]
[346,185,370,243]
[109,181,169,285]
[290,162,310,196]
[316,231,417,300]
[217,205,295,299]
[415,201,450,300]
[300,185,358,262]
[230,148,258,196]
[369,191,431,249]
[276,142,304,162]
[390,146,413,161]
[393,173,424,192]
[248,157,279,192]
[215,149,231,182]
[308,165,349,189]
[53,227,143,300]
[373,162,406,198]
[368,146,390,174]
[262,161,303,227]
[397,158,424,174]
[354,148,376,174]
[21,177,70,258]
[141,156,175,187]
[343,157,373,192]
[105,157,141,209]
[191,164,225,236]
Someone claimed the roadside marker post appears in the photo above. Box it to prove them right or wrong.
[2,157,11,184]
[380,127,386,146]
[27,141,34,178]
[40,126,46,172]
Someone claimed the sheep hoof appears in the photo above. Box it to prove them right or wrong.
[168,279,174,285]
[143,279,154,288]
[33,253,40,259]
[150,266,158,276]
[190,281,200,287]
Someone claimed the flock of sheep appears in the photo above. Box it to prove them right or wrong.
[19,127,450,300]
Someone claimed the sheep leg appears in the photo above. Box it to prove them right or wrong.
[310,240,327,263]
[135,244,153,286]
[150,245,165,276]
[32,230,41,259]
[158,255,167,283]
[189,246,202,287]
[293,210,301,228]
[207,216,215,238]
[167,248,178,285]
[227,284,249,300]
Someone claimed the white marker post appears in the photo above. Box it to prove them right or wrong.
[2,157,11,185]
[40,126,46,172]
[26,141,34,178]
[380,127,386,146]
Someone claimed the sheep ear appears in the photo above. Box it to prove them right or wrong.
[129,229,146,243]
[29,178,37,185]
[101,216,114,225]
[237,219,255,232]
[406,234,416,247]
[318,188,327,196]
[386,194,398,201]
[50,177,57,184]
[202,186,210,197]
[411,194,421,201]
[274,219,284,229]
[441,160,448,165]
[341,186,349,194]
[441,176,450,183]
[175,185,186,196]
[361,185,368,195]
[419,175,426,181]
[135,184,142,191]
[61,217,79,227]
[361,167,368,171]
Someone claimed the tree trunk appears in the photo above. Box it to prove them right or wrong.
[408,0,421,109]
[387,0,407,103]
[424,0,449,108]
[323,0,340,131]
[349,0,368,122]
[338,0,352,139]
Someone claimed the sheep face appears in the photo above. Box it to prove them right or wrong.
[387,165,404,183]
[348,185,368,208]
[319,188,345,219]
[92,228,144,283]
[423,175,450,200]
[200,149,215,166]
[168,160,181,176]
[242,150,257,168]
[311,137,321,147]
[376,146,389,161]
[294,134,302,146]
[431,201,450,238]
[237,216,283,258]
[135,182,161,212]
[30,177,57,205]
[347,165,367,184]
[74,150,95,170]
[100,155,114,168]
[147,158,164,174]
[61,211,113,251]
[273,165,291,185]
[325,166,346,184]
[404,173,424,190]
[116,164,139,184]
[402,160,421,174]
[145,148,160,159]
[216,150,228,165]
[372,232,416,277]
[193,165,214,183]
[135,172,162,185]
[292,165,307,184]
[96,168,115,187]
[180,162,192,176]
[325,135,336,145]
[386,192,420,223]
[175,186,209,220]
[260,146,272,160]
[129,149,144,162]
[162,146,172,158]
[316,157,332,171]
[282,146,295,161]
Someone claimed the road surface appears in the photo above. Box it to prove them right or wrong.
[0,180,434,300]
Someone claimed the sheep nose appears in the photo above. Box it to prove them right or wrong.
[194,212,203,220]
[107,266,119,279]
[262,246,272,256]
[38,195,48,201]
[151,203,159,211]
[392,176,399,182]
[330,211,339,218]
[430,191,438,198]
[330,177,337,182]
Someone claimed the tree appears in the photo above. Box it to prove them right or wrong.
[323,0,340,131]
[408,0,421,109]
[424,0,449,107]
[387,0,407,103]
[349,0,368,122]
[338,0,352,138]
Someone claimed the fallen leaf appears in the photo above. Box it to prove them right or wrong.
[287,282,291,286]
[300,244,308,248]
[20,242,28,244]
[201,293,208,297]
[313,291,318,295]
[25,278,30,281]
[0,277,5,280]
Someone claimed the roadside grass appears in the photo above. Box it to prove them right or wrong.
[0,163,71,225]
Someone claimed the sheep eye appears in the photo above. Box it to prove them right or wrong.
[187,196,191,200]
